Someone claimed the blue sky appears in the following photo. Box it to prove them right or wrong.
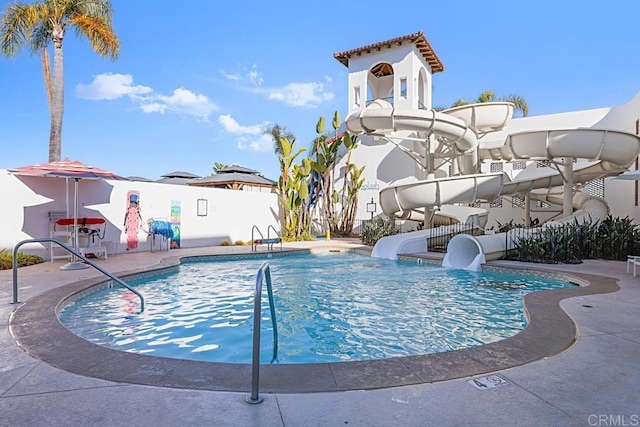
[1,1,639,181]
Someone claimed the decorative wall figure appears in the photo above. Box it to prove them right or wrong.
[124,191,142,250]
[170,200,181,248]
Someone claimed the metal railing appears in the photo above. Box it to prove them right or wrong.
[246,262,279,404]
[426,223,480,253]
[12,238,145,312]
[251,225,282,251]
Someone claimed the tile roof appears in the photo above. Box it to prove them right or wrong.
[333,30,444,73]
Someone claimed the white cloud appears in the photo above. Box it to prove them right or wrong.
[220,65,263,85]
[247,69,263,86]
[220,70,241,81]
[151,88,219,119]
[236,134,273,152]
[76,73,218,120]
[140,103,167,114]
[219,65,334,108]
[217,114,272,151]
[218,114,269,134]
[75,73,152,100]
[267,82,335,108]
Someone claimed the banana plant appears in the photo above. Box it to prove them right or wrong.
[338,164,366,235]
[275,137,306,238]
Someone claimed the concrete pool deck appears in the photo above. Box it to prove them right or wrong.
[1,240,639,426]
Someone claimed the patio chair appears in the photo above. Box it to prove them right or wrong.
[626,255,640,276]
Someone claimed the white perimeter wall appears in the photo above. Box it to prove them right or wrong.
[0,169,280,258]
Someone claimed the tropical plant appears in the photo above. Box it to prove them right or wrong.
[264,124,295,157]
[210,162,229,175]
[447,90,528,117]
[0,249,44,270]
[1,0,119,162]
[274,136,307,238]
[508,216,640,263]
[307,112,364,236]
[360,217,400,246]
[337,161,366,235]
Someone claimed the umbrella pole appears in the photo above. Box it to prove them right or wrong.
[60,178,89,270]
[66,177,70,218]
[73,178,79,254]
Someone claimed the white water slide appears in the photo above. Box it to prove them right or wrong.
[346,100,640,268]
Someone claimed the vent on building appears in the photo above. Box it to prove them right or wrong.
[513,161,526,170]
[512,197,525,208]
[584,178,605,199]
[536,200,551,208]
[490,197,503,208]
[490,162,504,173]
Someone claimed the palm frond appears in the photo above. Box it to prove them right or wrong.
[451,98,469,108]
[502,94,529,117]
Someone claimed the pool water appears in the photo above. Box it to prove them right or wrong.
[60,252,576,364]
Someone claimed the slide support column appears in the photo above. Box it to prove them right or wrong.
[563,158,574,218]
[524,194,531,226]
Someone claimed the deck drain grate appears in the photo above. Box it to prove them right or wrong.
[467,374,509,390]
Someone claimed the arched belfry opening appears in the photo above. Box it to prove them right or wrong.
[334,31,443,114]
[368,62,395,104]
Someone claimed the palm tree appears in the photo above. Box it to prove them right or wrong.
[450,90,528,117]
[210,162,229,175]
[1,0,119,162]
[263,124,295,157]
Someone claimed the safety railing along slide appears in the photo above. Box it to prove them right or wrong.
[11,238,145,312]
[246,262,279,404]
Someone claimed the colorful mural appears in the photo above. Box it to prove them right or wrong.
[124,190,142,250]
[170,200,181,248]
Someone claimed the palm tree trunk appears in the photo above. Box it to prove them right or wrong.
[49,39,64,162]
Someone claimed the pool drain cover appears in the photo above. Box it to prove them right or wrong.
[467,374,509,390]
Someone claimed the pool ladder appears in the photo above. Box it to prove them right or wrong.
[246,262,279,404]
[251,225,282,251]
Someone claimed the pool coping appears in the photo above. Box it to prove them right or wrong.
[9,249,620,393]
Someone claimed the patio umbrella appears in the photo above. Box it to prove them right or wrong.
[9,158,125,270]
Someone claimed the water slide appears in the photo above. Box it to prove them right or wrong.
[346,100,640,267]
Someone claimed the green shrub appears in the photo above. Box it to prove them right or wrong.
[360,217,400,246]
[509,215,640,263]
[234,240,245,246]
[220,240,231,246]
[0,249,44,270]
[281,232,314,242]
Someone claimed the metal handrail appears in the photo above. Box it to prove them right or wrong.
[266,225,282,251]
[251,225,264,252]
[12,238,145,312]
[246,262,278,404]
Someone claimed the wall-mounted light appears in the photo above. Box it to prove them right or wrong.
[366,197,377,220]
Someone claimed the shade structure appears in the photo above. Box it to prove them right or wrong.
[615,169,640,180]
[9,158,125,270]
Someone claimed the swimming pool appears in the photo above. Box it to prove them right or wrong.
[60,251,577,364]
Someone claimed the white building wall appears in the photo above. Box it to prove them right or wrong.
[0,169,280,258]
